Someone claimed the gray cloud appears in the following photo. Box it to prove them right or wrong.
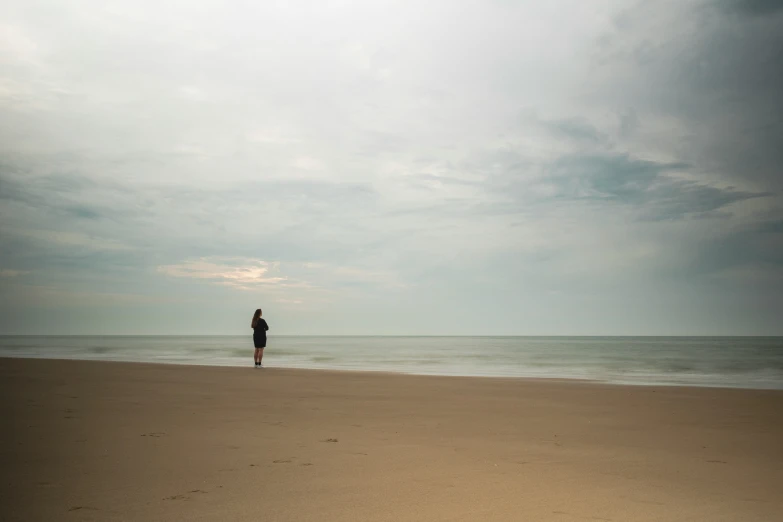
[546,154,768,221]
[724,0,783,16]
[517,111,608,144]
[592,0,783,193]
[546,118,606,144]
[1,0,781,334]
[549,155,688,200]
[685,218,783,286]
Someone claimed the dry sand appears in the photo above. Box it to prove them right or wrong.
[1,357,782,521]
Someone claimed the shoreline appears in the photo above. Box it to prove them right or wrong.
[1,354,782,391]
[3,336,781,392]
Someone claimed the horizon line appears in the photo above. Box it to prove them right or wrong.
[1,334,781,338]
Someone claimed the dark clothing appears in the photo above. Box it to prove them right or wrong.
[253,318,269,334]
[253,318,269,348]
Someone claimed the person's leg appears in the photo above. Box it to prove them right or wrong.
[254,348,261,365]
[257,348,265,366]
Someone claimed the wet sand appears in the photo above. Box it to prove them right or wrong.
[1,358,782,521]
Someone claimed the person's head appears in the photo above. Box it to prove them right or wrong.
[253,308,262,320]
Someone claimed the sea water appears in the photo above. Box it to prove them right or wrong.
[1,336,782,390]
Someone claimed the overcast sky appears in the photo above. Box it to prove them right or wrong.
[1,0,781,335]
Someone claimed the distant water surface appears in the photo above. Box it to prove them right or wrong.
[1,336,782,389]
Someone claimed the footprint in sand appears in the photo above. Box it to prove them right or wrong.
[321,438,339,443]
[68,506,98,512]
[272,459,292,463]
[141,432,166,438]
[164,490,206,501]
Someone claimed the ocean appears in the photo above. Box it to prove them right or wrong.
[1,335,782,390]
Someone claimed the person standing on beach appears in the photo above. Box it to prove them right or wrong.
[251,309,269,368]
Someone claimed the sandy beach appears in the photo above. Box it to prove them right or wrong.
[1,358,781,522]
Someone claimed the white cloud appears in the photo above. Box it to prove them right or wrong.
[291,156,324,171]
[0,23,41,66]
[157,258,289,289]
[178,85,208,102]
[157,257,407,302]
